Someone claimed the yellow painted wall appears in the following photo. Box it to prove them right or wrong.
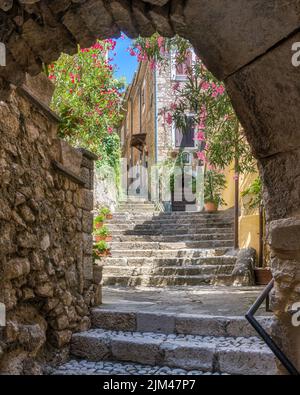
[219,164,235,210]
[219,164,260,256]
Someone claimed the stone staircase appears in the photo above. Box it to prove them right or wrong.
[51,201,277,376]
[53,307,276,375]
[98,200,239,287]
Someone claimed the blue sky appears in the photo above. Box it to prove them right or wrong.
[111,36,138,86]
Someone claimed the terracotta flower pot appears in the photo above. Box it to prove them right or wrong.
[254,268,273,286]
[106,214,113,220]
[204,202,217,213]
[95,235,106,242]
[105,236,112,242]
[95,222,103,229]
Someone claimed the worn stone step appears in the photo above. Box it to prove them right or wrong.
[91,308,272,338]
[117,203,157,208]
[71,329,276,375]
[108,240,234,251]
[107,226,234,235]
[112,233,234,242]
[102,265,235,279]
[97,256,237,267]
[102,273,236,287]
[116,208,157,213]
[110,248,230,258]
[52,360,220,375]
[109,227,233,236]
[114,211,232,217]
[108,217,233,225]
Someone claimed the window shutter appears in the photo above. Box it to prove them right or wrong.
[171,51,177,80]
[175,127,183,147]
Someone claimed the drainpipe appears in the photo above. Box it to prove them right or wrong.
[234,118,240,251]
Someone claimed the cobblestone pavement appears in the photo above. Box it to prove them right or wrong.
[52,360,227,375]
[103,285,271,316]
[75,328,269,350]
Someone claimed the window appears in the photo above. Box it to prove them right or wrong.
[174,117,195,148]
[171,50,195,81]
[141,80,146,111]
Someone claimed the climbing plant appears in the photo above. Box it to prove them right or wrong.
[130,34,255,175]
[49,39,124,173]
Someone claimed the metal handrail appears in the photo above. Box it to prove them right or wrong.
[245,279,300,375]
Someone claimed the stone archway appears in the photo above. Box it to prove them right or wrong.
[1,0,300,373]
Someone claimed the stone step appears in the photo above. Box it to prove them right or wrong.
[102,265,235,278]
[70,329,276,375]
[109,227,233,236]
[118,203,157,208]
[97,256,237,267]
[102,273,235,286]
[52,360,220,375]
[110,248,230,258]
[114,211,232,217]
[116,208,158,213]
[107,224,234,233]
[107,216,233,226]
[107,221,234,228]
[112,233,234,243]
[91,308,272,338]
[108,240,234,251]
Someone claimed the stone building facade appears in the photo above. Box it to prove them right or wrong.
[0,74,101,374]
[120,51,202,208]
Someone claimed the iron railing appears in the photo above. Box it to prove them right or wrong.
[245,279,300,375]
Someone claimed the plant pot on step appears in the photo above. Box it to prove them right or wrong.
[94,235,106,242]
[254,268,273,286]
[106,214,113,220]
[204,201,218,213]
[105,235,113,242]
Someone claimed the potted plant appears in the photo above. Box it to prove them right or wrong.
[94,214,105,229]
[100,207,113,220]
[93,240,111,259]
[242,177,272,285]
[204,170,226,212]
[94,225,112,242]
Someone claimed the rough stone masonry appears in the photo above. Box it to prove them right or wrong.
[1,0,300,373]
[0,73,101,374]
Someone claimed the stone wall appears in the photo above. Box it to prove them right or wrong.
[94,165,119,212]
[0,77,101,374]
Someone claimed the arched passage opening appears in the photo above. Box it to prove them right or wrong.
[1,0,300,374]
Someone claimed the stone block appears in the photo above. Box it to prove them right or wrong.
[54,139,83,175]
[80,167,93,190]
[217,347,276,375]
[24,73,55,106]
[92,309,136,331]
[111,336,163,365]
[71,332,111,361]
[108,0,138,38]
[78,0,119,38]
[184,0,300,80]
[82,210,94,233]
[269,217,300,254]
[74,188,94,211]
[93,265,103,284]
[175,315,226,337]
[162,341,215,371]
[136,312,175,334]
[3,258,30,280]
[226,32,300,159]
[83,256,93,281]
[49,330,72,348]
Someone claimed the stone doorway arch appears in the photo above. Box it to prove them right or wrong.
[1,0,300,373]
